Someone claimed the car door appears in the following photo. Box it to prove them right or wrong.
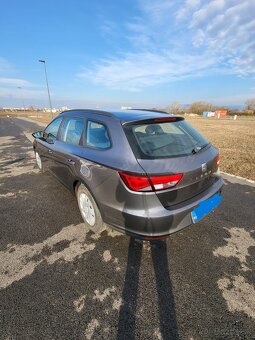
[37,116,63,170]
[49,116,86,189]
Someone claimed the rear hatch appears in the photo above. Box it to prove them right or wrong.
[123,116,220,208]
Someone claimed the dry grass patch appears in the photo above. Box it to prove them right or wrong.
[28,116,51,124]
[186,118,255,181]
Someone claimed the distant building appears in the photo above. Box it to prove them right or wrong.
[43,108,59,113]
[203,111,215,117]
[203,110,227,118]
[214,110,227,118]
[2,107,27,111]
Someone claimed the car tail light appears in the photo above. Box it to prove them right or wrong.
[118,172,183,192]
[118,172,152,191]
[215,154,220,166]
[150,173,183,191]
[154,117,177,122]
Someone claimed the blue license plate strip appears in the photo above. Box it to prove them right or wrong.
[191,193,222,223]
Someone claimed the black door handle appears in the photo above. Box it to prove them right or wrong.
[67,159,75,165]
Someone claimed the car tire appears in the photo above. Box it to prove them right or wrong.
[76,183,106,234]
[35,151,44,172]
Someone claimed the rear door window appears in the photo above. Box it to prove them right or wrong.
[124,120,209,159]
[86,120,111,149]
[59,117,85,146]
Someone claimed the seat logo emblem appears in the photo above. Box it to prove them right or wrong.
[201,163,207,172]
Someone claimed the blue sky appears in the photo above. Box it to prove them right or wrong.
[0,0,255,109]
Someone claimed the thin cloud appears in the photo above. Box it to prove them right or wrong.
[100,20,117,36]
[0,78,33,87]
[139,0,175,23]
[80,52,219,91]
[79,0,255,91]
[176,0,201,20]
[0,59,48,101]
[190,0,255,75]
[0,57,13,73]
[0,86,47,100]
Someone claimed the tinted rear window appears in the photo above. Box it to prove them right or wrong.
[124,120,209,159]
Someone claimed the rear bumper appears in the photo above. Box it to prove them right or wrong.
[104,176,224,239]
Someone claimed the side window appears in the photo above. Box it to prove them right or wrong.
[44,117,63,139]
[59,117,85,146]
[86,120,111,149]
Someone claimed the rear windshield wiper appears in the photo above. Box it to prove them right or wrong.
[192,144,209,154]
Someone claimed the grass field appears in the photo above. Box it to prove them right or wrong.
[2,112,254,181]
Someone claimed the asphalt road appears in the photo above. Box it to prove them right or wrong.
[0,117,255,340]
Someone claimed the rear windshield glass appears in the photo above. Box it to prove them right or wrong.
[124,120,209,159]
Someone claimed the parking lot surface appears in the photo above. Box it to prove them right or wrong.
[0,117,255,339]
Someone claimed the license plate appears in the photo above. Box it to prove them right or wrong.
[191,193,222,223]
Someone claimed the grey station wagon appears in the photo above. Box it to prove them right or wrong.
[32,109,224,240]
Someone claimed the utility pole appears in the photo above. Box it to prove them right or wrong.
[39,59,53,118]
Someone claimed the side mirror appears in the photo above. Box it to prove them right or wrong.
[32,131,44,139]
[32,131,55,144]
[45,133,56,144]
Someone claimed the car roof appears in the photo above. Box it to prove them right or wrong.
[60,109,179,124]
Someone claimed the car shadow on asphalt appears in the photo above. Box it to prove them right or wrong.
[117,238,179,340]
[115,176,179,339]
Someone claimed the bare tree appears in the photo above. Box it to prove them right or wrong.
[188,101,214,115]
[168,101,183,114]
[245,98,255,111]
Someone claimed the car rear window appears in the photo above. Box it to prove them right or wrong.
[124,120,209,159]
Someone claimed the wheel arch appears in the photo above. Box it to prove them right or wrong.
[73,179,81,194]
[73,179,101,213]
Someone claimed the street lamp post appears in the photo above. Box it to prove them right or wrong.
[17,86,25,113]
[39,59,53,118]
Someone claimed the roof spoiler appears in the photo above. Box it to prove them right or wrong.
[123,116,184,126]
[127,108,169,114]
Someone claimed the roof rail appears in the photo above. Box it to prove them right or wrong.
[127,108,169,114]
[60,109,112,117]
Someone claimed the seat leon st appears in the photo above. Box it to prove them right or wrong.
[32,109,224,240]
